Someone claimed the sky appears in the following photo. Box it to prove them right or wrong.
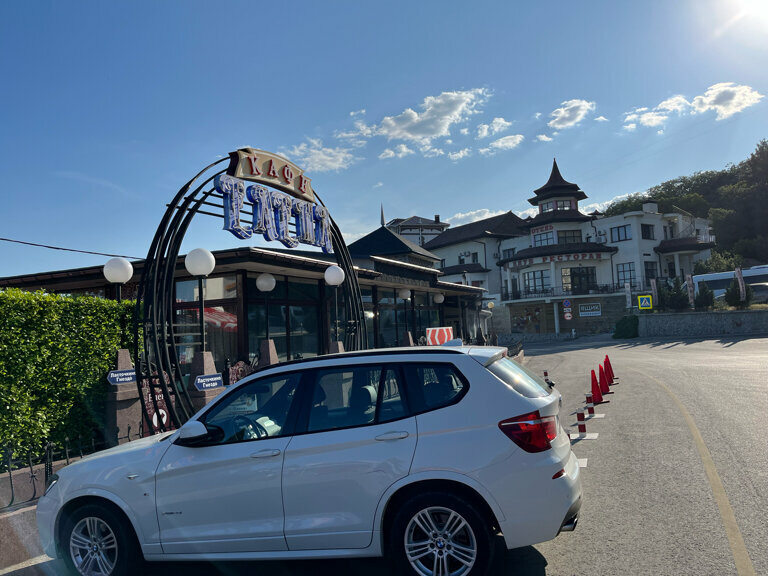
[1,0,766,277]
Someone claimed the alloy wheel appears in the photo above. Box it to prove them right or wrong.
[69,516,118,576]
[404,506,477,576]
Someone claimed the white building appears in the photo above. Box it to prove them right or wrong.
[424,160,715,335]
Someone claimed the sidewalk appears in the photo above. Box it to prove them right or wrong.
[0,504,42,571]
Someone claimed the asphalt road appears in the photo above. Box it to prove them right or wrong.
[3,336,766,576]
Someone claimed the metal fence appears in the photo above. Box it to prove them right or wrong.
[0,425,140,512]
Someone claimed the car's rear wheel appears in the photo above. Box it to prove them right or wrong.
[60,503,140,576]
[390,492,493,576]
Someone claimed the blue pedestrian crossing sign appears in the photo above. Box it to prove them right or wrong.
[638,295,653,310]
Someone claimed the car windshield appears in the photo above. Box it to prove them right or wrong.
[487,357,550,398]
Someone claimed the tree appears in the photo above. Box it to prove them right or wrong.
[668,277,691,311]
[694,283,714,310]
[724,279,753,308]
[693,250,743,274]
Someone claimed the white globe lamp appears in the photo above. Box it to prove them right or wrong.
[433,293,445,304]
[103,257,133,302]
[184,248,215,352]
[398,288,411,300]
[324,265,345,286]
[256,272,277,292]
[184,248,216,277]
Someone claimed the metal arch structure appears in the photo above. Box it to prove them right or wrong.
[132,152,367,433]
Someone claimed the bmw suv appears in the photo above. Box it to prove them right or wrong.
[38,346,582,576]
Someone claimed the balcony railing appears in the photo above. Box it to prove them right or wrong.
[501,281,647,302]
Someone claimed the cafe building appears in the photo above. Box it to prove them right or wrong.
[0,232,484,380]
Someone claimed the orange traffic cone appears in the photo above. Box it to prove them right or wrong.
[591,369,604,404]
[599,364,613,395]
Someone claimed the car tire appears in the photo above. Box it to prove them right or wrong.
[390,491,493,576]
[60,503,141,576]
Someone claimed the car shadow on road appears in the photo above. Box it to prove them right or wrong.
[13,539,548,576]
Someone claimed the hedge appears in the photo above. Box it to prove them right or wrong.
[0,289,133,449]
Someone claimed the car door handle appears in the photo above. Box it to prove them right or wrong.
[250,449,281,458]
[375,431,409,441]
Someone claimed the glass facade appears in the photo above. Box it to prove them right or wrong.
[173,273,450,379]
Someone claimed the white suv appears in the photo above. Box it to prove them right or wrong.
[38,346,582,576]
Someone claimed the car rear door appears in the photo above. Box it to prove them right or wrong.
[282,363,417,550]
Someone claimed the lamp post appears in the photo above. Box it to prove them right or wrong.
[184,248,216,352]
[487,301,495,337]
[324,265,345,342]
[103,257,133,302]
[398,288,411,345]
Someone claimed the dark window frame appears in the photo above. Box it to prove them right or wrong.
[610,224,632,242]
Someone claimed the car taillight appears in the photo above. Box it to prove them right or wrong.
[498,410,557,453]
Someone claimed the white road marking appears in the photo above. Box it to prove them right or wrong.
[578,458,588,468]
[0,555,52,575]
[568,432,599,441]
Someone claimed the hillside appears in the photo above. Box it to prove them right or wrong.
[604,140,768,267]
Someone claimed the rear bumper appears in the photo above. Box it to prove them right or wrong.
[491,448,582,550]
[557,494,582,533]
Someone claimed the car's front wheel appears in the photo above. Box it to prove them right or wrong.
[390,492,493,576]
[60,503,141,576]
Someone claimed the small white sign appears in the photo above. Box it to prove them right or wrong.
[579,303,602,317]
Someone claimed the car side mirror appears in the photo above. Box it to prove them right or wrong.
[175,420,209,446]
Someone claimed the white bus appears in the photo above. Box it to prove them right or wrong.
[690,265,768,298]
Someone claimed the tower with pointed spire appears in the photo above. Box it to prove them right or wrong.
[528,158,588,209]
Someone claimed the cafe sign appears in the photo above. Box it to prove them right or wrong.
[511,252,604,269]
[216,148,332,253]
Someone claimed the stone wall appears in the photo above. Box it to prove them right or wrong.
[503,295,628,336]
[638,310,768,338]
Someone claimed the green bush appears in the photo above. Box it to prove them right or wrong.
[0,289,133,449]
[613,315,639,338]
[694,283,715,310]
[668,277,691,311]
[724,279,753,308]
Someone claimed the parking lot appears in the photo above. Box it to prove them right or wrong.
[2,336,765,576]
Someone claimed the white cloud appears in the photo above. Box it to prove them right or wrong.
[350,109,366,117]
[595,115,609,122]
[374,89,490,145]
[335,119,375,141]
[378,143,415,160]
[281,138,358,172]
[446,208,506,226]
[623,123,637,132]
[548,99,596,129]
[373,182,383,188]
[448,148,472,161]
[479,134,525,156]
[691,82,763,120]
[336,89,490,155]
[460,128,470,135]
[581,193,632,214]
[625,110,667,127]
[476,117,512,139]
[513,207,539,219]
[622,83,763,131]
[534,112,542,120]
[657,95,690,114]
[420,145,445,158]
[657,130,664,135]
[536,134,553,142]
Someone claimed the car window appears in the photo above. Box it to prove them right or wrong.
[487,356,549,398]
[403,363,466,413]
[307,365,407,432]
[202,372,301,443]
